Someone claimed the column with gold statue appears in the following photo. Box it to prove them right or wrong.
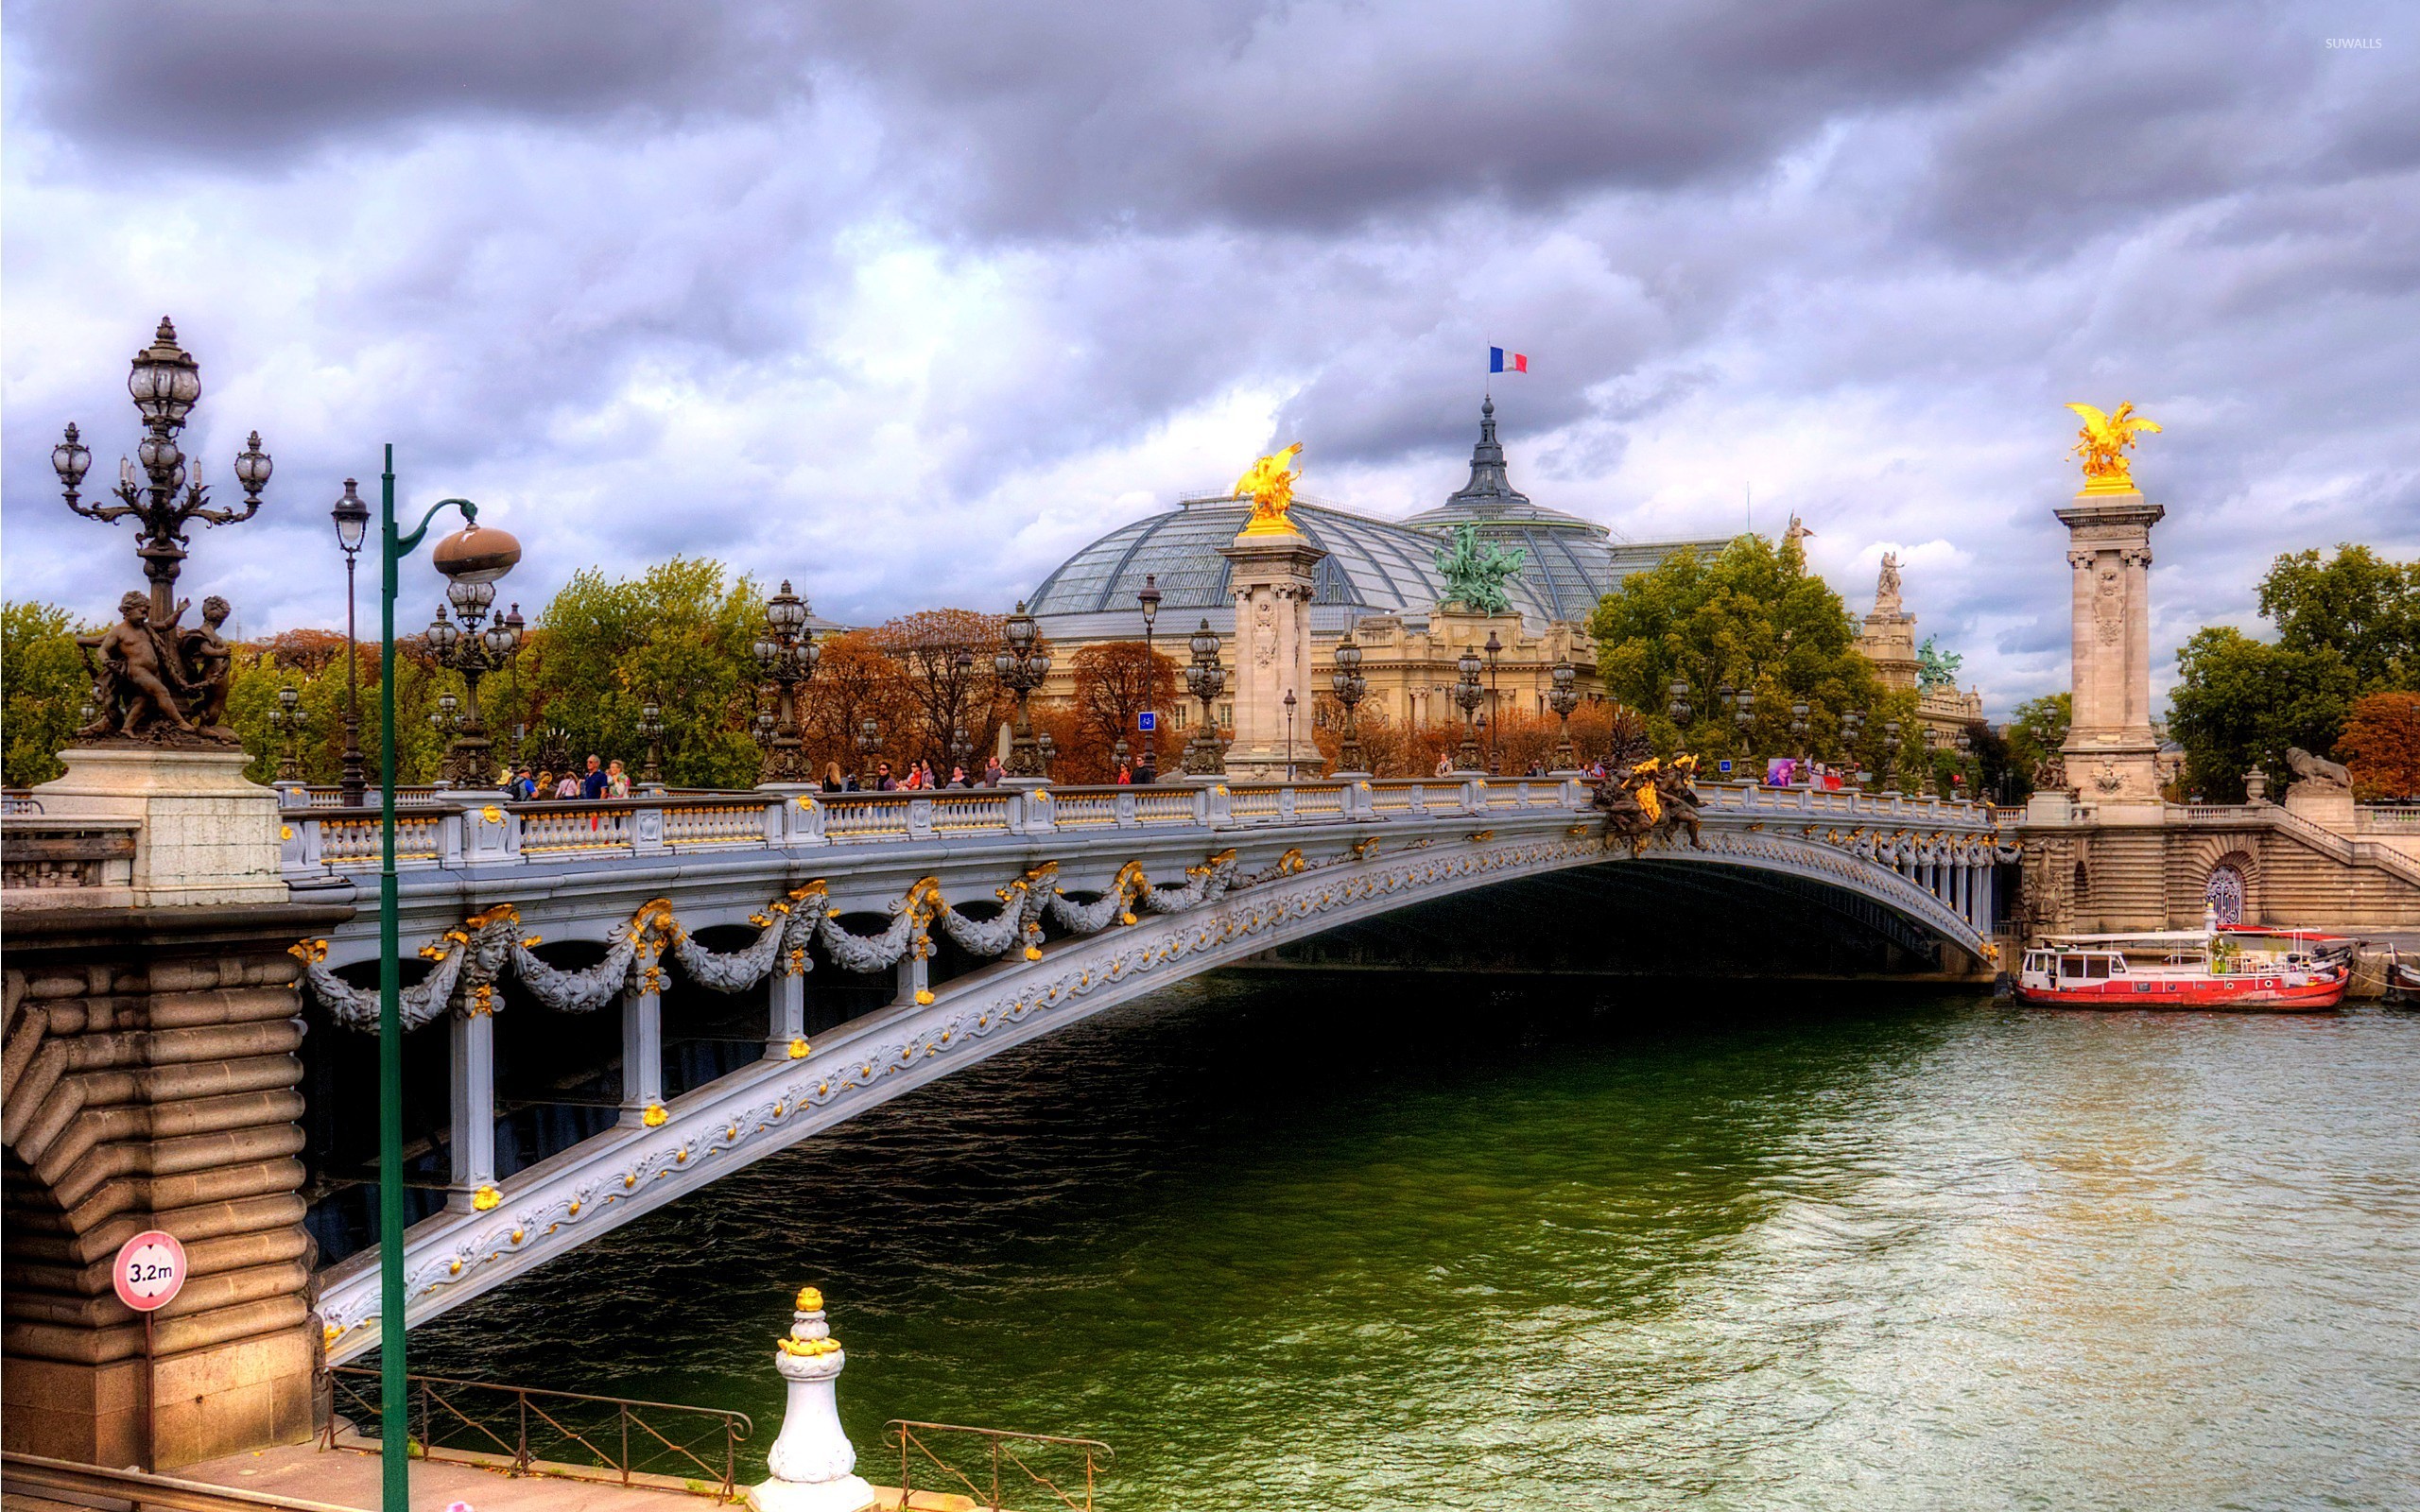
[1218,443,1328,781]
[2053,402,2167,813]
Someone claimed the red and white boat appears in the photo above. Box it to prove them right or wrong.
[2014,926,2353,1011]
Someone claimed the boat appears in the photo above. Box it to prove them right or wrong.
[2386,948,2420,1007]
[2014,926,2352,1010]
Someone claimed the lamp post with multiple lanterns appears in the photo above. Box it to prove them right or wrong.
[996,603,1052,780]
[421,589,524,789]
[1550,661,1582,772]
[752,580,819,785]
[1329,631,1368,775]
[1183,619,1226,777]
[268,685,307,782]
[1452,647,1485,771]
[1136,573,1162,767]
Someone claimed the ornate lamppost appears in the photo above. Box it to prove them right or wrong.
[995,603,1051,780]
[1283,689,1299,782]
[1789,700,1810,780]
[637,701,666,791]
[1842,708,1867,784]
[1552,661,1582,771]
[1183,618,1226,777]
[1330,631,1368,774]
[753,580,818,784]
[53,318,272,630]
[1668,678,1692,728]
[1734,687,1756,776]
[1136,572,1162,766]
[1483,628,1503,771]
[1452,646,1485,771]
[1880,717,1902,790]
[422,590,524,789]
[268,684,308,782]
[855,716,885,788]
[331,479,371,804]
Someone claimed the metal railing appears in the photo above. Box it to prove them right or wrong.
[324,1365,752,1502]
[884,1419,1111,1512]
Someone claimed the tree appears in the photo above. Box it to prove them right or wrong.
[519,558,766,788]
[865,609,1007,767]
[2167,627,2360,801]
[1590,534,1901,770]
[2004,693,2070,783]
[1071,644,1177,771]
[2258,544,2419,692]
[2338,692,2420,800]
[4,601,94,788]
[799,632,915,782]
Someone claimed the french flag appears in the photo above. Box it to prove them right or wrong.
[1490,347,1528,374]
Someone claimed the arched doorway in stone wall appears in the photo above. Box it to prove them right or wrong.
[2204,862,2248,925]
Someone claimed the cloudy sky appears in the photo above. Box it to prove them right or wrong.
[5,1,2412,716]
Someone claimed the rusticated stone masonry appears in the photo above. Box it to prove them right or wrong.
[3,901,350,1469]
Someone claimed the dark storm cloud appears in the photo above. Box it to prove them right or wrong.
[6,0,2416,713]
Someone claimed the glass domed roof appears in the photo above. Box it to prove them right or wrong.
[1025,404,1731,642]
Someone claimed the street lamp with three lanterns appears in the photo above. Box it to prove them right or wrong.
[1452,645,1485,771]
[1183,618,1227,777]
[1329,631,1368,775]
[752,579,819,784]
[996,603,1052,780]
[421,585,524,789]
[1550,661,1582,772]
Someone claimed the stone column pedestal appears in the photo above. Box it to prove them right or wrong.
[752,1289,875,1512]
[2283,782,2357,835]
[2055,490,2168,814]
[1219,529,1325,781]
[30,747,286,908]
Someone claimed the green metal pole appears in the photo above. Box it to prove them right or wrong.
[376,444,406,1512]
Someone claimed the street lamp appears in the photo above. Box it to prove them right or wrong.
[331,479,371,805]
[1842,708,1866,784]
[637,701,666,791]
[268,683,307,782]
[856,715,885,788]
[1881,717,1902,790]
[1283,688,1298,782]
[1453,646,1485,771]
[421,588,523,788]
[1551,661,1582,771]
[369,448,518,1512]
[53,318,272,629]
[996,602,1052,780]
[1482,628,1503,772]
[1789,700,1810,772]
[1136,572,1162,767]
[1330,631,1368,774]
[1668,678,1691,726]
[753,579,818,783]
[1184,618,1227,777]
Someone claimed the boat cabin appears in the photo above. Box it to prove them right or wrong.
[2022,949,2130,983]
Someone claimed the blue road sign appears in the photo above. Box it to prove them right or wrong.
[1137,711,1157,732]
[1718,759,1734,774]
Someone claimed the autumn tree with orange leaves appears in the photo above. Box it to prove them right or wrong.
[2339,691,2420,800]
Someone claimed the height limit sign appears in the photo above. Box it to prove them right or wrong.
[113,1229,187,1313]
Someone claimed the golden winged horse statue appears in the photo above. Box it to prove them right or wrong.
[2066,402,2161,493]
[1235,443,1305,536]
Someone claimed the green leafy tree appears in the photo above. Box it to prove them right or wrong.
[518,558,766,788]
[2167,627,2360,801]
[1589,534,1917,776]
[2004,693,2070,783]
[3,601,95,788]
[2257,544,2419,692]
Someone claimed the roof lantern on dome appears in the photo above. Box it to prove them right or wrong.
[1401,398,1607,535]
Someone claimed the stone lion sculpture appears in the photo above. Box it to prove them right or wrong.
[2284,746,2352,791]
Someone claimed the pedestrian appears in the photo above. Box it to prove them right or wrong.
[580,754,607,800]
[553,770,582,799]
[821,762,845,794]
[900,763,922,791]
[920,759,938,789]
[1134,749,1156,784]
[606,760,631,799]
[1434,753,1453,778]
[1115,760,1132,784]
[949,764,969,787]
[981,756,1004,787]
[515,767,536,799]
[875,762,895,791]
[534,768,555,799]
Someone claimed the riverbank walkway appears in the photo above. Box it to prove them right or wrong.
[3,1446,975,1512]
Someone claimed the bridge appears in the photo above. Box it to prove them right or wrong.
[261,775,2005,1362]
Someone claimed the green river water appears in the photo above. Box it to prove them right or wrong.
[401,977,2420,1509]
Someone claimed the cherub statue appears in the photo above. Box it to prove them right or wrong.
[1651,753,1703,848]
[2066,402,2161,490]
[78,591,194,738]
[181,594,237,736]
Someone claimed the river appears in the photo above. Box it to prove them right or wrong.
[400,976,2420,1509]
